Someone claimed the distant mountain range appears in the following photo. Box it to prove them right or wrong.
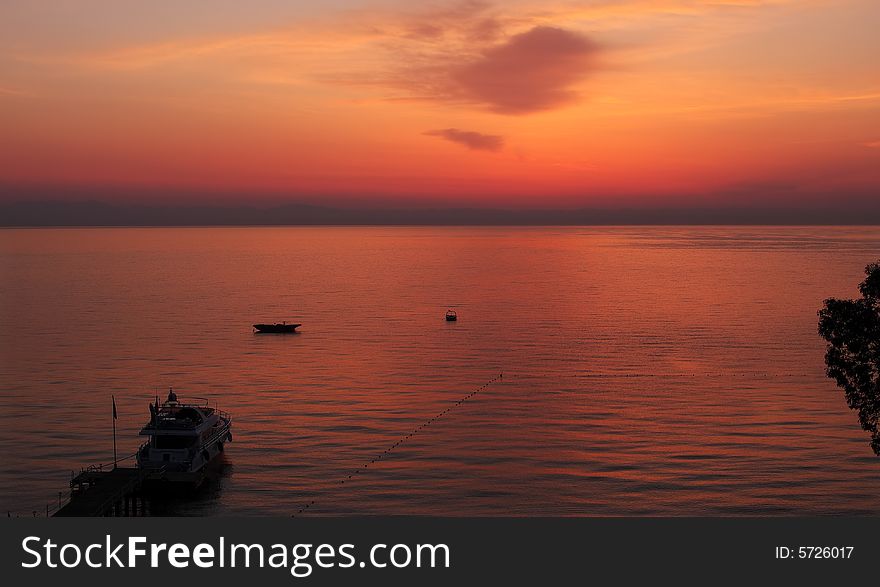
[2,199,880,226]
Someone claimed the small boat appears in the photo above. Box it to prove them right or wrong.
[137,388,232,486]
[253,322,301,333]
[445,309,457,321]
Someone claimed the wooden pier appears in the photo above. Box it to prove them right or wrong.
[54,467,159,517]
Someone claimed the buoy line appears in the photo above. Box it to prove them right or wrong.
[577,372,819,379]
[293,371,503,516]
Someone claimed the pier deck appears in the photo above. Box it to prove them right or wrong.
[54,467,154,517]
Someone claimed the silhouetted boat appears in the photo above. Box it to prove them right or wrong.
[445,309,457,321]
[253,322,300,333]
[137,388,232,486]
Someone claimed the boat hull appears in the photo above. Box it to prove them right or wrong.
[253,323,300,333]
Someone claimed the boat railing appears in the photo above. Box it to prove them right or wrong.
[195,419,232,452]
[158,397,231,419]
[143,410,230,432]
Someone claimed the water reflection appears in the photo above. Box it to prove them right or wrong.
[3,227,880,516]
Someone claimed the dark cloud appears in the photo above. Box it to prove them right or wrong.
[424,128,504,151]
[453,26,599,114]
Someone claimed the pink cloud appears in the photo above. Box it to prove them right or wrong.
[424,128,504,151]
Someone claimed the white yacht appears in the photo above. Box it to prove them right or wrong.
[137,388,232,485]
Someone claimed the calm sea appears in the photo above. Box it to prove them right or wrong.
[1,226,879,516]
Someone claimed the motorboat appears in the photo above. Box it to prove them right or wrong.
[136,388,232,485]
[253,322,301,333]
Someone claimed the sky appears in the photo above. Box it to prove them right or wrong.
[1,0,879,213]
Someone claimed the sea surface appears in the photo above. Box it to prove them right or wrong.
[1,226,880,516]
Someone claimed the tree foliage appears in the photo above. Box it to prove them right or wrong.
[818,262,880,454]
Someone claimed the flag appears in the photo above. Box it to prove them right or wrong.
[112,395,117,420]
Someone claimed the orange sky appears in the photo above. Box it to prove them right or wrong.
[1,0,878,208]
